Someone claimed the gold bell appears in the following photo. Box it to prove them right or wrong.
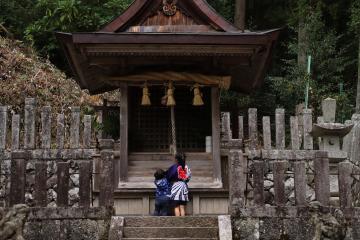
[141,84,151,106]
[192,84,204,106]
[166,82,176,106]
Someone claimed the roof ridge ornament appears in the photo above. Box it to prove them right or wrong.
[162,0,177,16]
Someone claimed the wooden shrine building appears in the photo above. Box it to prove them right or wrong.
[56,0,280,215]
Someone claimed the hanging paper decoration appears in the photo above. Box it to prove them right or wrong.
[166,82,176,106]
[141,83,151,106]
[192,83,204,106]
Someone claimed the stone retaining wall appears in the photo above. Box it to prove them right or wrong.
[0,205,113,240]
[232,205,360,240]
[0,149,97,207]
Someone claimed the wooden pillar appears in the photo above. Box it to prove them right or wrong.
[119,84,128,182]
[211,88,222,182]
[9,151,26,206]
[34,162,48,207]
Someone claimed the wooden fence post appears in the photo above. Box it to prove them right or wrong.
[24,98,36,149]
[11,114,20,150]
[248,108,258,149]
[294,161,307,206]
[343,119,353,154]
[0,106,7,150]
[290,116,300,150]
[99,150,114,207]
[9,151,27,206]
[35,162,47,207]
[273,161,287,206]
[275,109,285,149]
[79,161,92,207]
[238,116,244,140]
[229,150,247,214]
[41,106,51,149]
[253,160,264,206]
[83,115,92,148]
[262,116,271,150]
[303,109,313,150]
[314,151,330,206]
[221,112,232,141]
[70,107,80,148]
[57,162,70,207]
[338,161,353,208]
[350,114,360,164]
[56,114,65,149]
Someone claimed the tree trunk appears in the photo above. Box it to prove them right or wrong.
[298,20,307,70]
[356,38,360,113]
[234,0,246,31]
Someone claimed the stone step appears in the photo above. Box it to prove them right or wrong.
[128,165,213,171]
[128,170,213,178]
[118,179,222,189]
[123,227,218,239]
[129,153,212,161]
[124,216,218,228]
[129,160,213,166]
[123,238,218,240]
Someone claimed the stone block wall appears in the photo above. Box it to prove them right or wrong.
[0,205,113,240]
[0,98,99,207]
[0,150,97,208]
[232,205,360,240]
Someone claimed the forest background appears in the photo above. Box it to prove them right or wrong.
[1,0,360,123]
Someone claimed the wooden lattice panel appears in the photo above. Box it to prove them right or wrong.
[129,87,211,152]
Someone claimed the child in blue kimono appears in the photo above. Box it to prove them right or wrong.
[153,169,171,216]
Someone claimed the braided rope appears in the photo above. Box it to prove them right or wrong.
[170,106,177,154]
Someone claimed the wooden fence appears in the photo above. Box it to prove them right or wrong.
[0,98,116,208]
[221,108,316,152]
[222,107,360,215]
[0,98,96,151]
[229,150,355,215]
[6,149,114,208]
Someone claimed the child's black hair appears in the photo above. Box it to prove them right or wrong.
[154,169,166,180]
[175,152,186,169]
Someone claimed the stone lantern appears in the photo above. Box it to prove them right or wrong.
[311,98,353,162]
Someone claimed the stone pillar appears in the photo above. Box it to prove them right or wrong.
[0,106,7,150]
[350,114,360,164]
[229,150,247,215]
[24,98,36,149]
[99,139,115,207]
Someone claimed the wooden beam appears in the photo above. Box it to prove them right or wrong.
[211,87,222,183]
[119,83,129,182]
[72,31,281,45]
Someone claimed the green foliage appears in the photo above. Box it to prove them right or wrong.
[207,0,234,22]
[350,0,360,34]
[0,0,37,38]
[24,0,132,67]
[1,0,359,121]
[269,2,354,120]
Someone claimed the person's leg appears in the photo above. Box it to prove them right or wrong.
[180,205,186,216]
[174,206,181,216]
[154,199,160,216]
[159,199,168,216]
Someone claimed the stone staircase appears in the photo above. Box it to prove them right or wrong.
[122,216,219,240]
[118,153,222,189]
